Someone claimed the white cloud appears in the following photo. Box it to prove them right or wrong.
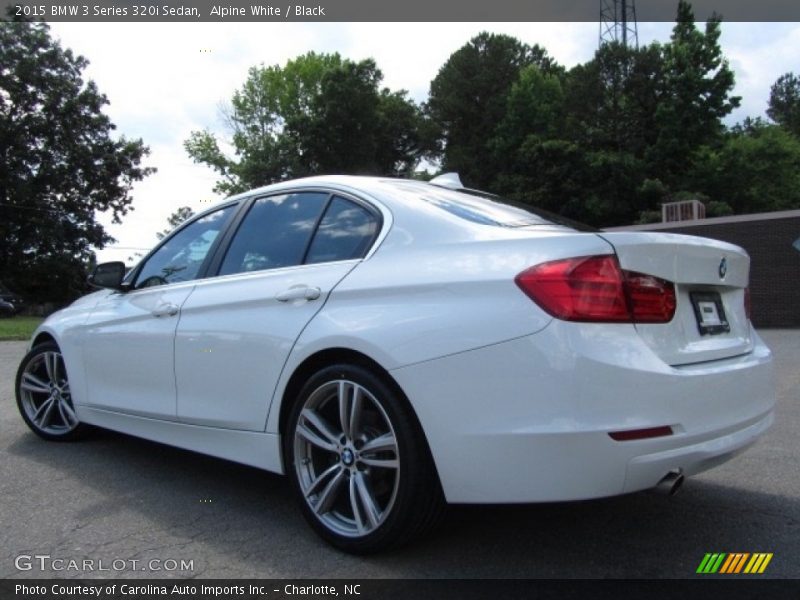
[46,21,798,263]
[721,23,800,123]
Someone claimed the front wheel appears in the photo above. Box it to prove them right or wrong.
[16,341,88,441]
[285,364,444,553]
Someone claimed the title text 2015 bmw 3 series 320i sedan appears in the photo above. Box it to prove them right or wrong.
[16,174,776,552]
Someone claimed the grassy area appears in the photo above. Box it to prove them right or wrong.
[0,316,43,341]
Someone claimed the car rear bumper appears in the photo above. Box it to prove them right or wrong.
[391,321,776,503]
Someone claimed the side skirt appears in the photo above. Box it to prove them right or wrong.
[77,406,284,474]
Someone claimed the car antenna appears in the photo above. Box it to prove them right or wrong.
[429,172,464,190]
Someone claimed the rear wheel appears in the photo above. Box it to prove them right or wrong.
[285,364,444,553]
[16,342,88,441]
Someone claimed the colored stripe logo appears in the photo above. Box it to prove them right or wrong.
[696,553,773,574]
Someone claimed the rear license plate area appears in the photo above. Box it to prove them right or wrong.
[690,291,730,335]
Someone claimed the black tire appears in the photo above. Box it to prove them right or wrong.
[16,341,89,441]
[284,363,444,553]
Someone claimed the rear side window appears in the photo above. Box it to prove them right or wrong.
[219,192,327,276]
[306,196,379,264]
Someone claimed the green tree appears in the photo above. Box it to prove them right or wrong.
[186,52,426,194]
[490,43,662,226]
[426,32,559,189]
[491,65,564,156]
[564,42,663,157]
[156,206,195,240]
[690,122,800,214]
[767,72,800,136]
[0,17,154,304]
[650,0,740,188]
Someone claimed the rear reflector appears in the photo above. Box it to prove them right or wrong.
[608,426,674,441]
[515,255,676,323]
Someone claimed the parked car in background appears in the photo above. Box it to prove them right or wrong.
[0,282,24,315]
[16,175,776,552]
[0,299,15,318]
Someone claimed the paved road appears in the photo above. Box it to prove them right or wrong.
[1,331,798,579]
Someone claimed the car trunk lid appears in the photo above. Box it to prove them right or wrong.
[598,231,753,366]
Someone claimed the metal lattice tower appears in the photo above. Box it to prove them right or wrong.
[599,0,639,48]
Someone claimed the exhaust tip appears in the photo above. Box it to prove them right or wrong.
[654,471,684,496]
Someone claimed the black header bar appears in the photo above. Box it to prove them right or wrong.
[3,0,800,22]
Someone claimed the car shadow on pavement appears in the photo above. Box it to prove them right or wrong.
[5,427,797,579]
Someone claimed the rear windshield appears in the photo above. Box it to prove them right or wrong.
[389,181,595,231]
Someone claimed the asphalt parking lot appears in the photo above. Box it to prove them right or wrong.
[1,330,798,579]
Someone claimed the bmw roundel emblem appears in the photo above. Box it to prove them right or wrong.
[719,257,727,279]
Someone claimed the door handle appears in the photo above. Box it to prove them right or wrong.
[276,285,322,303]
[151,302,179,317]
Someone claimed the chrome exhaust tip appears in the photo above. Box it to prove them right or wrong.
[654,471,684,496]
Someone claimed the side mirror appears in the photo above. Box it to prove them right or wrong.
[88,261,127,290]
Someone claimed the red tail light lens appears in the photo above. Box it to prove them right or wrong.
[625,272,677,323]
[515,255,676,323]
[514,256,629,321]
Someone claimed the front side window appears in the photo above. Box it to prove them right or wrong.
[135,205,235,289]
[219,192,328,276]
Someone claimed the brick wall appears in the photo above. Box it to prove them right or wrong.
[608,210,800,328]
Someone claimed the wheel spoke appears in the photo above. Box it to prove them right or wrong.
[60,399,78,427]
[349,387,363,441]
[305,463,342,498]
[299,408,340,452]
[21,372,50,394]
[297,423,338,453]
[44,352,58,383]
[360,432,397,454]
[337,381,365,440]
[359,456,399,469]
[338,381,349,437]
[56,401,71,428]
[349,476,366,534]
[353,472,381,528]
[313,468,346,515]
[34,398,56,428]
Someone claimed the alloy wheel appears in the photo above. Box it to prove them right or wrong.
[293,379,401,538]
[18,348,79,436]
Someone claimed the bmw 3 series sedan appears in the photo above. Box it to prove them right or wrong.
[16,175,776,552]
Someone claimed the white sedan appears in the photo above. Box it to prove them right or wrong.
[16,175,776,552]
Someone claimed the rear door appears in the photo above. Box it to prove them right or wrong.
[599,231,752,366]
[174,192,381,430]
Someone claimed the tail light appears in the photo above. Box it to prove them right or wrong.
[515,255,676,323]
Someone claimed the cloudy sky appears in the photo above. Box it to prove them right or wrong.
[45,21,800,263]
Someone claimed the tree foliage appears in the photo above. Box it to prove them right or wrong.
[184,2,790,229]
[0,17,154,304]
[156,206,195,240]
[689,121,800,214]
[185,52,427,195]
[768,72,800,136]
[650,0,739,189]
[426,32,559,189]
[426,2,746,227]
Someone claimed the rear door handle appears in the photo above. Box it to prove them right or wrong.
[276,285,321,302]
[151,302,179,317]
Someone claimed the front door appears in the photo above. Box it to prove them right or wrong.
[81,204,236,418]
